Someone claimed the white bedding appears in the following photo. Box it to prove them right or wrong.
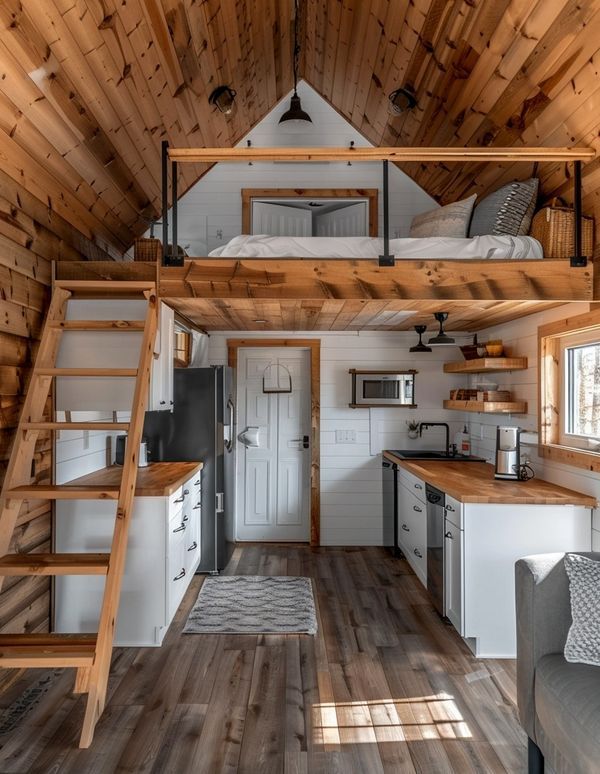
[208,234,543,260]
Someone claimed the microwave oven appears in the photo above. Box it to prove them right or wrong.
[350,370,417,406]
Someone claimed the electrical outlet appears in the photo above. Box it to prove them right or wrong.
[336,429,357,443]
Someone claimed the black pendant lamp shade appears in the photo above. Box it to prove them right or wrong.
[280,0,312,125]
[428,312,456,346]
[409,325,432,353]
[388,85,417,115]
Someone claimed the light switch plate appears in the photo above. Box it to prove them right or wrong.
[336,429,357,443]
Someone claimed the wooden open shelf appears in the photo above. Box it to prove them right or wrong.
[443,357,528,374]
[443,399,527,414]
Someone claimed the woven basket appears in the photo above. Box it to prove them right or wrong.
[530,206,594,258]
[134,237,162,262]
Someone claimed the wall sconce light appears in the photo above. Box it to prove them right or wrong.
[209,85,237,115]
[409,325,432,353]
[388,85,417,116]
[428,312,456,346]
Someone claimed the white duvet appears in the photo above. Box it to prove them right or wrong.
[208,234,543,260]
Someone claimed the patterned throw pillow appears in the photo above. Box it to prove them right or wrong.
[409,194,477,238]
[564,553,600,667]
[469,178,539,237]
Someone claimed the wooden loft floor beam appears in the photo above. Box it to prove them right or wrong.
[168,146,596,164]
[158,258,593,303]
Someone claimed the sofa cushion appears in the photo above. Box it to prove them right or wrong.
[535,654,600,773]
[564,552,600,666]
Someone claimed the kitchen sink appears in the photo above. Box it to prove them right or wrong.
[390,449,486,462]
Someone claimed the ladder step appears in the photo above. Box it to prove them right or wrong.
[24,422,130,432]
[0,634,97,668]
[0,553,110,575]
[49,320,146,331]
[54,281,155,293]
[36,368,138,377]
[5,485,120,500]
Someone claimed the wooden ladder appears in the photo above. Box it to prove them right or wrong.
[0,280,158,748]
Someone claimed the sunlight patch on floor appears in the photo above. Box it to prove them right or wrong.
[312,694,473,745]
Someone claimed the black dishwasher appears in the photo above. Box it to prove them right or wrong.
[382,458,398,556]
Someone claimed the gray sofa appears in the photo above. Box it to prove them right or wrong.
[515,552,600,774]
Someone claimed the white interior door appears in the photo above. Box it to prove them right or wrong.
[237,348,311,541]
[251,202,312,236]
[314,201,368,236]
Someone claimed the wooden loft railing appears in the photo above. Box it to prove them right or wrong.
[167,146,595,163]
[160,143,595,272]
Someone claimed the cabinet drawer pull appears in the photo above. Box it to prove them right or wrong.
[444,504,455,512]
[183,489,190,496]
[445,531,453,539]
[173,568,186,581]
[193,503,201,510]
[173,495,185,503]
[413,548,423,559]
[173,523,186,533]
[160,400,166,405]
[413,505,422,512]
[183,514,189,523]
[194,480,201,486]
[401,523,410,532]
[187,541,198,552]
[414,483,423,490]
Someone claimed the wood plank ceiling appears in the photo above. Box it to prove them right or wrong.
[1,0,599,262]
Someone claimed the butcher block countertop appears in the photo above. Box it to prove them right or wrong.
[383,452,597,507]
[66,462,203,497]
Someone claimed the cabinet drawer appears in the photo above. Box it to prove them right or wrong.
[397,484,427,539]
[168,530,188,618]
[401,528,427,585]
[398,468,426,502]
[444,494,463,529]
[168,486,185,514]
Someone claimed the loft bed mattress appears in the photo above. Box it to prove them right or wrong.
[208,234,543,260]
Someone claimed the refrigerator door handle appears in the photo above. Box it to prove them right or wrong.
[224,398,234,452]
[216,492,224,513]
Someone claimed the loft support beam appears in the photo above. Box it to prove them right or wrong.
[379,160,393,267]
[571,160,586,268]
[161,140,169,267]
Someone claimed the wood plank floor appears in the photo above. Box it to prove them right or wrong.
[0,546,527,773]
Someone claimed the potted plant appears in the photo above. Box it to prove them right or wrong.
[406,420,420,439]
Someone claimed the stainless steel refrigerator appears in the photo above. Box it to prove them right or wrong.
[143,366,236,573]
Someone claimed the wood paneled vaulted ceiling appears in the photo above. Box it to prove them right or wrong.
[1,0,599,256]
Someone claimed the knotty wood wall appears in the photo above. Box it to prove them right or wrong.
[0,165,110,635]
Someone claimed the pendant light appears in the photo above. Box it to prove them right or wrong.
[279,0,312,126]
[409,325,432,353]
[208,85,237,115]
[388,85,417,116]
[428,312,456,346]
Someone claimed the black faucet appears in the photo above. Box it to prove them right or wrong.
[419,422,451,456]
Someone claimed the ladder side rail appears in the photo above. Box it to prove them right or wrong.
[79,289,159,748]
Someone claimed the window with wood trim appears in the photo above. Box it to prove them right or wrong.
[539,309,600,471]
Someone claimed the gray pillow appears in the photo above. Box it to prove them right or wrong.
[564,553,600,667]
[409,194,477,238]
[469,178,538,237]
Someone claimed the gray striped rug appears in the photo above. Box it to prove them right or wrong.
[183,575,317,635]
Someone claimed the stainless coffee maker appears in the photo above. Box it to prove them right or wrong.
[495,426,522,480]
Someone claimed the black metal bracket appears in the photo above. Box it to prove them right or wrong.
[569,160,586,267]
[161,140,184,267]
[378,159,395,267]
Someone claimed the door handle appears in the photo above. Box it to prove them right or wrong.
[216,492,224,513]
[401,524,410,532]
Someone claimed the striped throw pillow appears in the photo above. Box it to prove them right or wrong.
[469,178,539,237]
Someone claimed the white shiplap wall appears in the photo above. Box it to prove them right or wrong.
[467,302,599,548]
[170,82,437,255]
[208,330,466,546]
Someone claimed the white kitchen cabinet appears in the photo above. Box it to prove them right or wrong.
[592,529,600,551]
[55,469,202,646]
[397,480,427,585]
[148,302,175,411]
[56,299,174,413]
[444,516,464,635]
[393,465,592,658]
